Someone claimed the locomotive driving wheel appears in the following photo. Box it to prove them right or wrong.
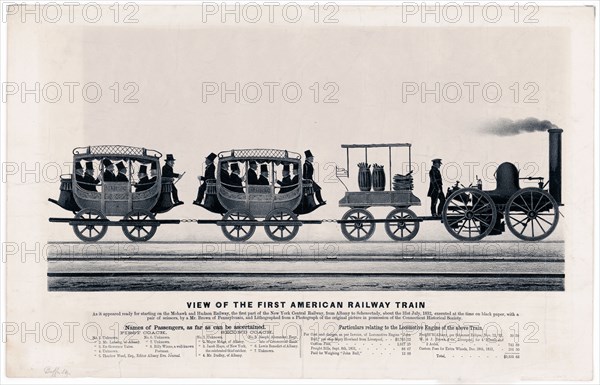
[442,188,497,241]
[384,208,420,241]
[72,208,108,242]
[340,208,376,242]
[121,209,158,242]
[221,209,256,242]
[505,188,559,241]
[264,208,300,242]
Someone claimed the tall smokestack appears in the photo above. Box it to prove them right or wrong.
[548,129,563,204]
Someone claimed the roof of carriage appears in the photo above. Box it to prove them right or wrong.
[218,149,302,161]
[72,145,162,160]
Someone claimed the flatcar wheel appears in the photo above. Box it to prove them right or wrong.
[442,188,497,241]
[385,208,420,241]
[505,188,559,241]
[121,209,158,242]
[340,208,376,242]
[221,209,256,242]
[72,208,108,242]
[264,208,300,242]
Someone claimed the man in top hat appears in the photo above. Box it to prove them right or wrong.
[82,161,99,192]
[227,163,245,193]
[277,164,294,194]
[74,161,86,188]
[148,162,158,184]
[193,152,216,206]
[303,150,326,205]
[291,163,299,186]
[247,160,259,185]
[163,154,184,205]
[220,161,230,187]
[102,159,116,182]
[135,165,150,192]
[257,164,270,185]
[427,158,445,217]
[116,161,129,182]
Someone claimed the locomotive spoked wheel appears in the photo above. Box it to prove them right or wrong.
[384,208,420,241]
[221,209,256,242]
[341,208,376,242]
[264,208,300,242]
[121,209,158,242]
[505,188,559,241]
[442,188,497,241]
[72,208,108,242]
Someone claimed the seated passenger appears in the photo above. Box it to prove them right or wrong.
[220,161,230,186]
[74,161,85,187]
[227,163,245,193]
[136,165,151,192]
[102,159,116,182]
[257,164,270,186]
[116,161,129,182]
[247,160,259,185]
[82,161,99,191]
[277,164,294,194]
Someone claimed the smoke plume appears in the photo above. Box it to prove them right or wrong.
[480,117,561,136]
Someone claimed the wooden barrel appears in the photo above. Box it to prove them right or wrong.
[372,166,386,191]
[206,180,217,195]
[358,166,371,191]
[60,176,73,191]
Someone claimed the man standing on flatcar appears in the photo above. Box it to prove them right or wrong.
[257,164,270,185]
[247,160,259,185]
[193,152,216,206]
[303,150,326,205]
[277,164,293,194]
[228,163,245,193]
[82,161,99,191]
[102,159,116,182]
[163,154,184,205]
[116,161,129,182]
[428,158,445,217]
[136,165,150,192]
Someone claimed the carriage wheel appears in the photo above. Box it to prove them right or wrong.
[121,209,158,242]
[221,209,256,242]
[340,208,376,242]
[264,208,300,242]
[72,208,108,242]
[442,188,497,241]
[384,208,420,241]
[505,188,559,241]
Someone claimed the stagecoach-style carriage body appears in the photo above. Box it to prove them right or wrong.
[49,145,178,242]
[201,148,315,242]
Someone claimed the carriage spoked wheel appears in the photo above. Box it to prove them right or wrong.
[72,208,108,242]
[505,188,559,241]
[121,209,158,242]
[384,208,420,241]
[264,208,300,242]
[340,208,376,242]
[221,209,257,242]
[442,188,497,241]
